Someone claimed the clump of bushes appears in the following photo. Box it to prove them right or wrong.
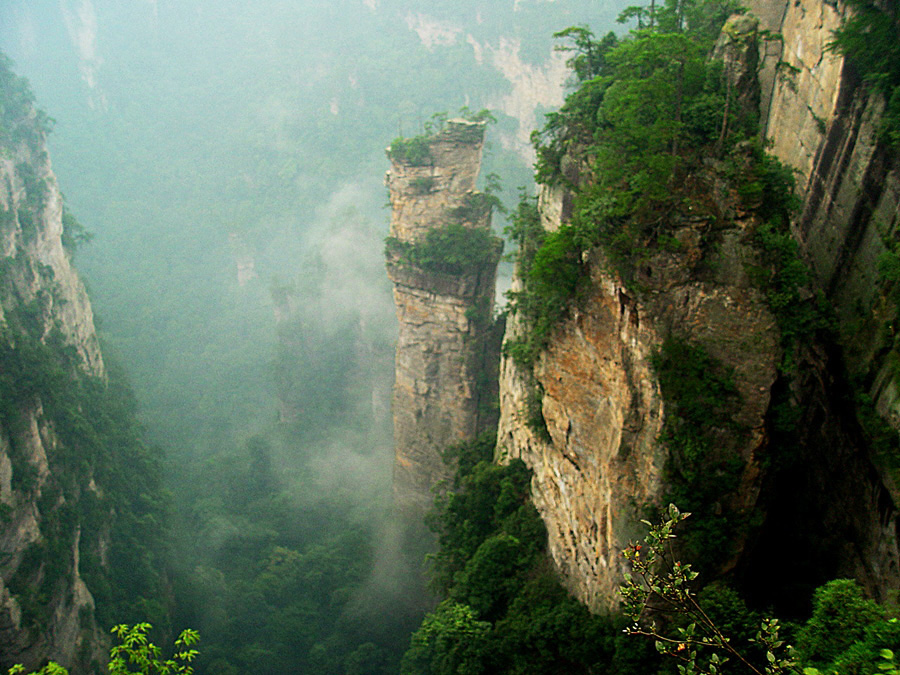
[651,337,746,574]
[388,135,432,166]
[385,223,502,276]
[402,433,647,675]
[829,0,900,147]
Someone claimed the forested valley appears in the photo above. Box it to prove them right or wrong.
[1,0,900,674]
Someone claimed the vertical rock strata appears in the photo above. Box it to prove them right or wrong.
[495,0,900,612]
[385,120,502,515]
[738,0,900,604]
[498,186,782,612]
[0,103,107,668]
[749,0,900,408]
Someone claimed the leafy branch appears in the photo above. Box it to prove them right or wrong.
[620,505,798,675]
[9,623,200,675]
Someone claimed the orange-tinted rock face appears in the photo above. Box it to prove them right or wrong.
[385,121,501,516]
[498,182,782,610]
[496,0,900,612]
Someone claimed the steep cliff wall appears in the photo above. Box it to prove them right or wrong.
[0,62,153,673]
[499,175,786,611]
[724,0,900,607]
[0,86,105,666]
[385,120,502,516]
[749,0,900,443]
[495,1,900,614]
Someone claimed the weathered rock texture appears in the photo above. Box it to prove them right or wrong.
[0,102,107,669]
[743,0,893,372]
[499,177,783,611]
[496,0,900,613]
[385,120,502,515]
[738,0,900,607]
[748,0,900,433]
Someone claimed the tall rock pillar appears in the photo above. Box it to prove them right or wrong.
[385,120,502,517]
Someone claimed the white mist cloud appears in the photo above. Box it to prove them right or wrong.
[59,0,107,110]
[301,180,395,334]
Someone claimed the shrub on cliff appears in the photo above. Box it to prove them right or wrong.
[511,6,753,365]
[385,223,502,276]
[388,135,432,166]
[623,508,900,675]
[11,624,200,675]
[830,0,900,147]
[0,53,54,155]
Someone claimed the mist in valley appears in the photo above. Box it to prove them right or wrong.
[0,1,630,671]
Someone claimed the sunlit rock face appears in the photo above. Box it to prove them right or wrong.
[0,107,106,670]
[385,120,501,516]
[496,0,900,613]
[498,181,782,612]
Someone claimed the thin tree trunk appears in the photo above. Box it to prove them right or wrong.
[717,75,732,156]
[672,59,684,155]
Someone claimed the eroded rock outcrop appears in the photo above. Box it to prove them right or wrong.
[0,74,108,672]
[385,120,502,516]
[749,0,900,432]
[496,0,900,613]
[498,175,784,611]
[737,0,900,606]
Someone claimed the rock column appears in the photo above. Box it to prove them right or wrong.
[385,120,501,517]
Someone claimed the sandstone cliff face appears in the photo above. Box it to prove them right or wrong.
[749,0,900,436]
[736,0,900,605]
[0,99,107,669]
[385,120,502,515]
[496,0,900,613]
[499,181,783,611]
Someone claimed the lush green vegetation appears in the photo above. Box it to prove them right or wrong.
[388,136,433,166]
[447,173,505,223]
[503,215,584,369]
[386,223,502,277]
[0,7,613,668]
[502,0,885,616]
[0,299,170,635]
[0,54,53,156]
[407,439,900,675]
[388,108,496,167]
[168,440,420,675]
[829,0,900,146]
[61,206,94,252]
[508,0,756,364]
[650,339,746,575]
[0,59,169,637]
[402,433,656,675]
[623,506,900,675]
[13,623,200,675]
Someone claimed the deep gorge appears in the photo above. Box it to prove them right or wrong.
[1,0,899,673]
